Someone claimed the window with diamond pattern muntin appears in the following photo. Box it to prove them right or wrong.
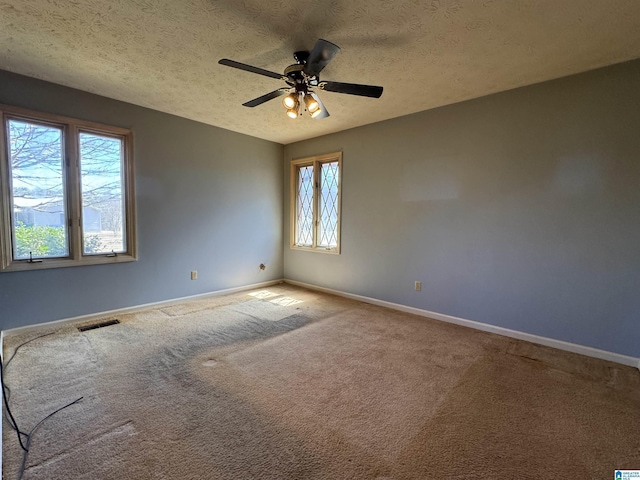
[290,152,342,254]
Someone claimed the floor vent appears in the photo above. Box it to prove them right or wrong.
[78,319,120,332]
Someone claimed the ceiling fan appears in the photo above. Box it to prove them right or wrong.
[218,39,383,119]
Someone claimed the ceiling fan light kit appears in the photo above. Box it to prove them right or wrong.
[219,39,383,120]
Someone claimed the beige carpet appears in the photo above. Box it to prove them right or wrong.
[2,284,639,479]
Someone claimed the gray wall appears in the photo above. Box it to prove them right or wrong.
[3,60,639,358]
[284,60,640,358]
[0,70,284,330]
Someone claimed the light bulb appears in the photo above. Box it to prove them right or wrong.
[311,108,323,118]
[283,93,297,109]
[304,94,319,113]
[286,108,298,119]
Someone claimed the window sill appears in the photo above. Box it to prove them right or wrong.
[290,244,340,255]
[0,253,137,272]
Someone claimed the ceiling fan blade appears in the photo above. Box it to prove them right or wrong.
[310,92,329,119]
[242,88,289,107]
[304,39,340,77]
[319,81,383,98]
[218,58,283,80]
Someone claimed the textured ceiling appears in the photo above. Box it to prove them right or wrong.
[1,1,640,144]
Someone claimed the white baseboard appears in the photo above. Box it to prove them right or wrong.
[285,279,640,370]
[3,279,285,338]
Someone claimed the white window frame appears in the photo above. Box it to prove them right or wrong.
[290,152,342,254]
[0,104,137,272]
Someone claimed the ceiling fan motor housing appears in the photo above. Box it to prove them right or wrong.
[284,64,318,94]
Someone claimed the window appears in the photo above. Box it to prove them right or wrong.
[290,152,342,253]
[0,104,136,271]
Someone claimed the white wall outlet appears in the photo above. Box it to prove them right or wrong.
[414,281,422,291]
[191,271,198,280]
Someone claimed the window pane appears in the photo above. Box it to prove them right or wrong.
[7,119,69,259]
[296,165,314,246]
[79,132,125,254]
[318,161,339,248]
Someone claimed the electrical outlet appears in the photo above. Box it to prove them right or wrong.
[191,271,197,280]
[414,281,422,291]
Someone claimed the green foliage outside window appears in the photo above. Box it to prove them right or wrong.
[14,222,103,258]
